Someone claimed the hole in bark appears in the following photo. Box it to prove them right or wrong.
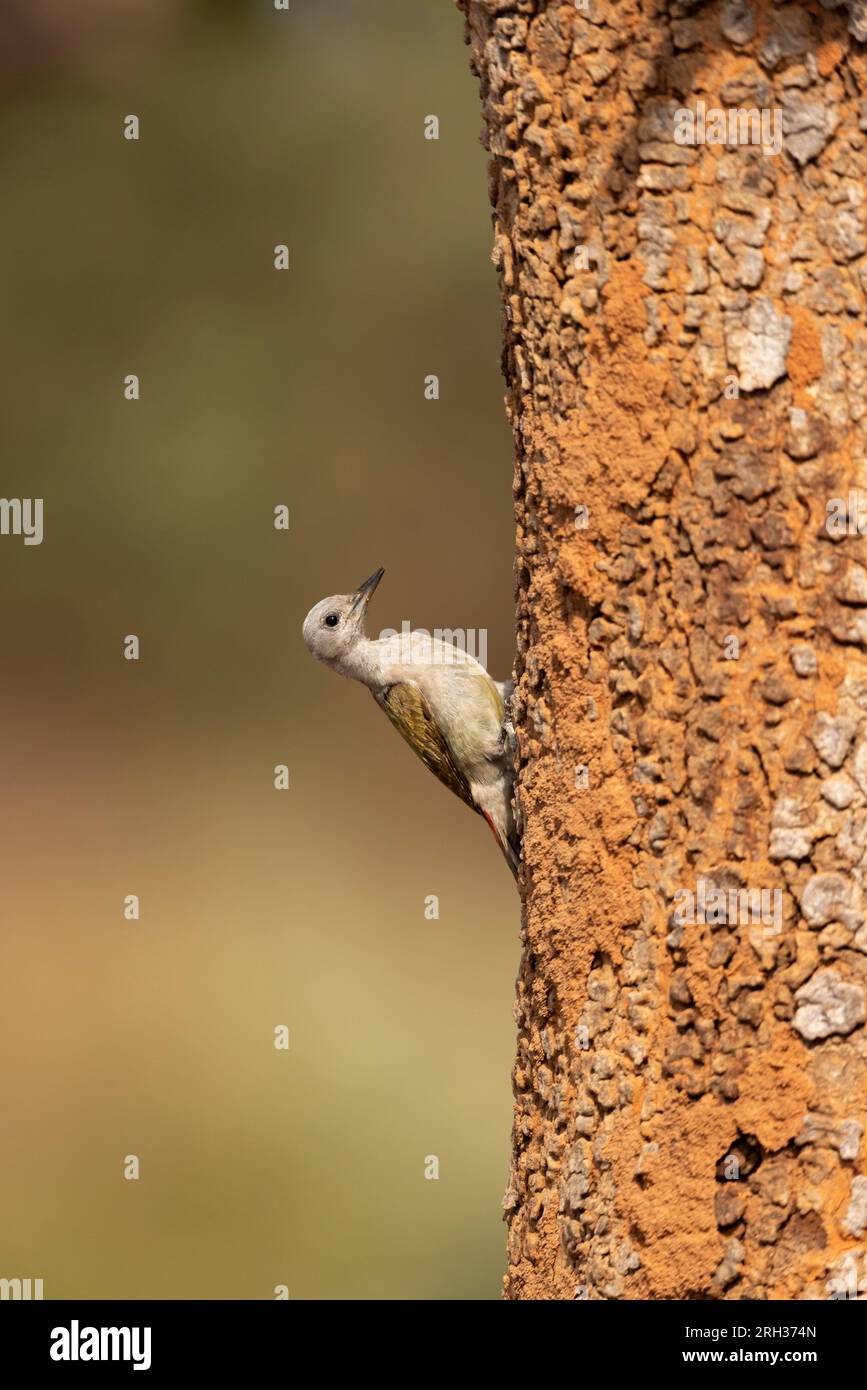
[716,1132,764,1182]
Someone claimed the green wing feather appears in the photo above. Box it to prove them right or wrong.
[375,682,478,813]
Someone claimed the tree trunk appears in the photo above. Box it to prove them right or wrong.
[458,0,867,1300]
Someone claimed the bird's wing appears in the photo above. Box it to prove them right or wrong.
[375,681,478,813]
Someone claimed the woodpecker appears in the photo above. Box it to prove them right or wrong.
[302,568,519,879]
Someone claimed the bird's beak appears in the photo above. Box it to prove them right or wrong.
[349,567,385,614]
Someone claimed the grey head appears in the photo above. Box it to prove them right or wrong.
[302,567,384,670]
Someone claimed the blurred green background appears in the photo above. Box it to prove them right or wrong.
[0,0,517,1298]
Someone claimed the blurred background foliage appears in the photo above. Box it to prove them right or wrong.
[0,0,519,1298]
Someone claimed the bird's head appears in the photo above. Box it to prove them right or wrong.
[302,567,385,668]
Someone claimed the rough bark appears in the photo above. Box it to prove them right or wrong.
[458,0,867,1299]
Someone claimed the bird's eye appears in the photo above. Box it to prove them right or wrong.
[324,613,339,628]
